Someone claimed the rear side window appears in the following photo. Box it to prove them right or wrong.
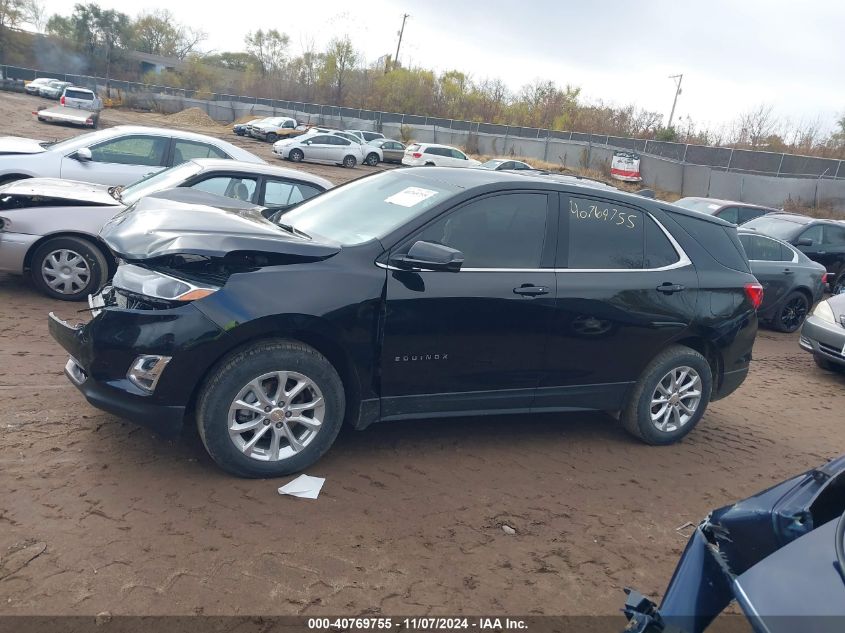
[717,207,739,224]
[739,234,790,261]
[565,197,644,269]
[645,217,681,268]
[172,140,228,162]
[65,89,93,100]
[737,207,767,224]
[823,225,845,246]
[670,212,751,272]
[263,180,323,208]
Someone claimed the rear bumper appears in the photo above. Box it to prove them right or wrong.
[800,315,845,366]
[0,231,38,273]
[712,366,749,401]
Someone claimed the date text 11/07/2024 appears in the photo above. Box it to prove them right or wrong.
[307,617,528,630]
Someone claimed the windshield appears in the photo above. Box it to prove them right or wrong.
[282,171,463,245]
[742,216,806,240]
[674,198,722,214]
[38,129,104,151]
[119,161,203,204]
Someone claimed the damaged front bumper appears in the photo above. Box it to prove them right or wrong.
[48,289,228,437]
[623,456,845,633]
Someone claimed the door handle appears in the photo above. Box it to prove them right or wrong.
[783,268,794,274]
[513,285,550,297]
[657,283,685,294]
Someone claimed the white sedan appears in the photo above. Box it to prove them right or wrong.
[0,125,264,187]
[272,132,364,168]
[401,143,481,168]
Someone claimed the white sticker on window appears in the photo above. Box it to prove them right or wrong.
[707,204,720,210]
[384,187,439,207]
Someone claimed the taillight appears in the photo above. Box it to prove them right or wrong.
[412,152,422,158]
[822,273,829,285]
[744,283,764,310]
[60,95,65,105]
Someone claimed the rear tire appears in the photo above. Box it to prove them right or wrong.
[365,152,379,166]
[342,155,357,168]
[196,339,345,478]
[289,149,304,162]
[771,291,810,333]
[620,346,712,445]
[29,236,108,301]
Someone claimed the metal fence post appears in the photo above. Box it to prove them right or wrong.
[727,149,734,174]
[776,153,785,177]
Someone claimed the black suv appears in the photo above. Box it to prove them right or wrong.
[743,213,845,294]
[49,169,760,477]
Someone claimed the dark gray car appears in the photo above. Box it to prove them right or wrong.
[738,229,826,332]
[800,292,845,371]
[675,197,777,225]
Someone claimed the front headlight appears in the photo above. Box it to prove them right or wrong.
[113,264,218,302]
[811,300,836,324]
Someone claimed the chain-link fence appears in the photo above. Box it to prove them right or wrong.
[2,63,843,180]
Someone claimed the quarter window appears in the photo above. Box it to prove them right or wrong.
[823,225,845,246]
[645,217,681,268]
[415,193,548,269]
[565,198,645,269]
[172,140,229,162]
[739,234,790,261]
[263,180,323,208]
[89,135,169,167]
[717,207,739,224]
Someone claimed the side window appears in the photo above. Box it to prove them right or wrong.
[740,234,789,261]
[263,180,323,208]
[800,225,824,245]
[451,149,467,160]
[565,197,644,269]
[415,193,548,269]
[308,135,330,145]
[282,120,295,129]
[737,207,765,224]
[89,135,169,167]
[424,147,441,156]
[644,216,680,268]
[172,140,229,163]
[823,225,845,246]
[190,176,257,202]
[717,207,739,224]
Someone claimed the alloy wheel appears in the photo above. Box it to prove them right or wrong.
[780,295,808,331]
[650,366,702,432]
[227,371,325,462]
[41,248,91,295]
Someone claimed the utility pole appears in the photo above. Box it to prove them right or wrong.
[389,13,409,72]
[667,73,683,129]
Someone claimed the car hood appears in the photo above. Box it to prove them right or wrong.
[0,136,47,155]
[828,292,845,323]
[0,177,118,205]
[100,188,341,261]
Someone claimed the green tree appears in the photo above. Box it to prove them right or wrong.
[244,29,289,76]
[204,51,261,73]
[655,126,679,142]
[320,36,358,103]
[133,9,205,59]
[0,0,26,63]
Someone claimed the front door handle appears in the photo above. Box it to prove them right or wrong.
[513,284,550,297]
[657,283,685,295]
[783,268,794,274]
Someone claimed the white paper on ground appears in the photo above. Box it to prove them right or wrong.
[278,474,325,499]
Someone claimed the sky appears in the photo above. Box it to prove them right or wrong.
[37,0,845,133]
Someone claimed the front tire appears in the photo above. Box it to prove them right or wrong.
[196,339,345,478]
[30,236,108,301]
[289,149,304,162]
[342,155,357,168]
[620,346,712,445]
[772,291,809,333]
[266,132,278,143]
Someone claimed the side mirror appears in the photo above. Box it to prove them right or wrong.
[796,237,813,247]
[390,241,464,272]
[303,140,311,145]
[75,147,92,161]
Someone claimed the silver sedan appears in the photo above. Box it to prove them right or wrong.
[800,293,845,372]
[0,159,333,301]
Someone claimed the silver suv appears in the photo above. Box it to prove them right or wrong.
[60,87,103,112]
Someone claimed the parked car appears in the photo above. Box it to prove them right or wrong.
[737,229,826,332]
[402,143,481,168]
[60,86,103,112]
[24,77,54,95]
[0,159,331,300]
[478,158,534,171]
[367,138,405,163]
[248,117,300,143]
[331,131,382,166]
[38,80,72,100]
[272,132,362,168]
[674,196,777,224]
[233,118,267,136]
[800,292,845,372]
[623,455,845,633]
[743,213,845,294]
[0,125,264,187]
[49,167,760,477]
[345,130,385,143]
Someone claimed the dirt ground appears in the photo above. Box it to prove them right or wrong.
[1,92,845,619]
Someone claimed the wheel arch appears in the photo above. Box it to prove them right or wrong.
[23,231,115,273]
[185,315,364,430]
[0,173,34,186]
[668,335,721,392]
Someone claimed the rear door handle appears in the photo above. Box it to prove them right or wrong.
[783,268,794,274]
[513,285,550,297]
[657,283,685,294]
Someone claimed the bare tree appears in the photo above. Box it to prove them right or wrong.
[321,36,358,103]
[733,103,779,148]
